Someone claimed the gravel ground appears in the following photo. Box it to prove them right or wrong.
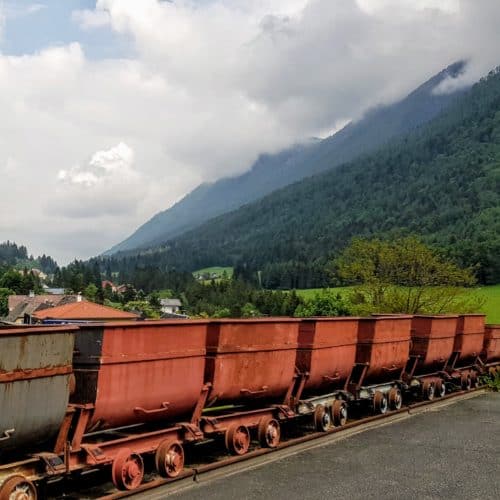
[167,393,499,500]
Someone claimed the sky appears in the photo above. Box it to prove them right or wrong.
[1,0,499,264]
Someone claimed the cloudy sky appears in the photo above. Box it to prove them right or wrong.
[1,0,499,264]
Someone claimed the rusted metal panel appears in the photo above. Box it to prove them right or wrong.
[411,315,458,339]
[356,316,412,384]
[0,327,76,454]
[453,314,486,365]
[483,325,500,362]
[205,318,300,405]
[71,320,208,430]
[296,318,359,395]
[410,315,458,374]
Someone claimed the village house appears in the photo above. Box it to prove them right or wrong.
[31,299,139,323]
[5,292,79,324]
[160,298,182,315]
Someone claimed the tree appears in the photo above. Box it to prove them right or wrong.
[335,237,481,314]
[241,303,260,317]
[0,287,14,317]
[83,283,99,302]
[121,285,137,304]
[294,290,352,317]
[148,292,161,311]
[123,300,160,319]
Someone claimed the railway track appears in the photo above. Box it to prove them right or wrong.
[80,387,486,500]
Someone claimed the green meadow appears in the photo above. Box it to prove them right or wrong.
[193,267,234,280]
[296,285,500,323]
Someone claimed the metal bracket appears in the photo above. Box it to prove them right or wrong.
[323,372,341,382]
[33,452,66,475]
[240,386,268,396]
[134,402,170,418]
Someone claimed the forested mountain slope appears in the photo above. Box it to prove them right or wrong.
[0,241,58,274]
[106,62,466,255]
[109,67,500,287]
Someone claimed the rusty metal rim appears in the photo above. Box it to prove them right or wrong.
[0,365,72,383]
[97,387,487,500]
[0,326,79,336]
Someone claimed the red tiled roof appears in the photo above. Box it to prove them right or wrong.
[32,301,139,320]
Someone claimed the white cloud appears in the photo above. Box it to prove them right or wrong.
[58,142,137,188]
[72,8,111,30]
[50,142,146,219]
[1,0,500,263]
[2,2,46,20]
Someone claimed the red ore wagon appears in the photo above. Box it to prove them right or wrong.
[71,320,209,430]
[198,318,301,455]
[296,317,359,396]
[347,316,412,414]
[452,314,486,366]
[482,324,500,374]
[204,318,300,407]
[406,315,459,399]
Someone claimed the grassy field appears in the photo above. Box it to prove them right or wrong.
[193,266,234,280]
[296,285,500,323]
[475,284,500,323]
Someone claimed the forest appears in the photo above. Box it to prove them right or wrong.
[105,67,500,287]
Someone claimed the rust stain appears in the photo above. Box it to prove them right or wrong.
[0,364,72,383]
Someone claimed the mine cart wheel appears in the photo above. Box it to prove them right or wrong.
[155,439,185,478]
[111,449,144,491]
[225,424,251,455]
[388,387,402,410]
[435,380,446,398]
[332,400,348,426]
[314,404,331,431]
[258,417,281,448]
[422,381,435,401]
[373,391,388,414]
[461,373,472,391]
[0,475,37,500]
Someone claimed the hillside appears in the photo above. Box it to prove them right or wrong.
[106,66,500,287]
[0,241,58,274]
[106,62,467,255]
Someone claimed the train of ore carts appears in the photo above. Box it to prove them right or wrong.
[0,313,499,498]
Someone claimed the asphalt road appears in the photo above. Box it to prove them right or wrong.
[166,393,499,500]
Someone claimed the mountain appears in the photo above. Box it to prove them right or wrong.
[106,61,467,255]
[105,66,500,286]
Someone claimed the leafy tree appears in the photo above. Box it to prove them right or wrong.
[148,292,162,311]
[335,237,480,314]
[241,303,260,317]
[0,287,14,317]
[0,270,24,293]
[83,283,99,302]
[103,283,114,301]
[123,301,160,319]
[211,307,231,318]
[294,290,352,317]
[0,269,42,294]
[121,285,137,304]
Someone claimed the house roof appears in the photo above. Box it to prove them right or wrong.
[160,298,182,307]
[32,301,139,321]
[6,294,78,322]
